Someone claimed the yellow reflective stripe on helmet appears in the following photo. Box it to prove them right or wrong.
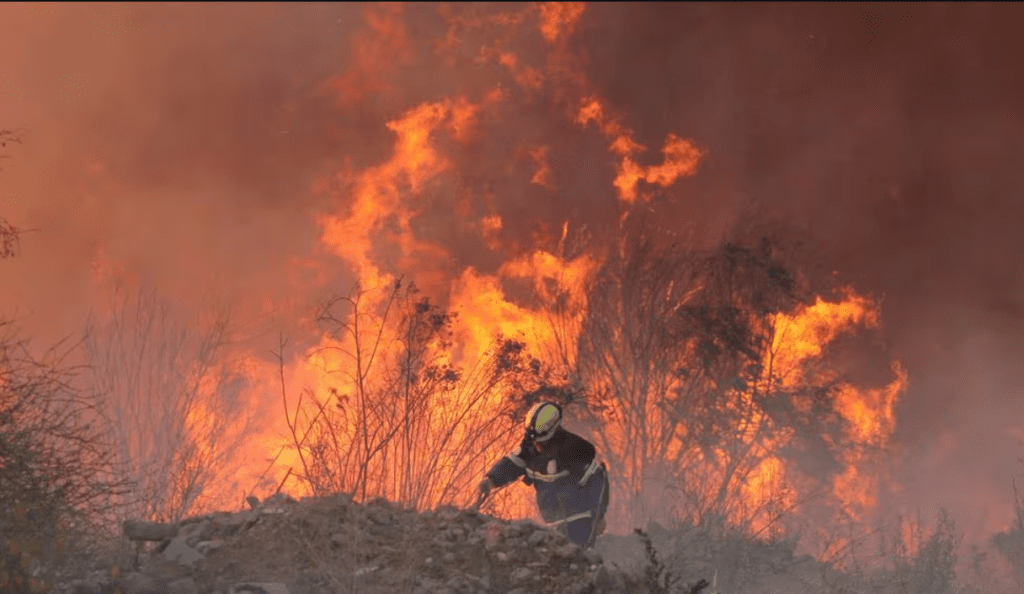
[549,510,593,526]
[535,404,559,432]
[525,468,569,482]
[525,403,543,431]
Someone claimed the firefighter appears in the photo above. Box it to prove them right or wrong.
[478,401,610,549]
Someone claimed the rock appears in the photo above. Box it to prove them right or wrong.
[212,511,253,535]
[506,519,538,537]
[229,583,291,594]
[294,569,326,591]
[162,537,205,567]
[464,572,489,589]
[265,492,297,506]
[444,576,465,590]
[509,567,533,583]
[353,565,381,577]
[563,582,596,594]
[481,521,503,550]
[123,520,179,542]
[246,495,261,510]
[62,579,112,594]
[64,494,656,594]
[367,507,392,525]
[437,507,460,521]
[180,519,215,546]
[196,539,225,554]
[117,571,159,594]
[555,543,582,558]
[168,577,199,594]
[445,526,466,541]
[592,565,626,594]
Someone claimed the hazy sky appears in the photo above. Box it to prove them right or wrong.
[2,2,1022,546]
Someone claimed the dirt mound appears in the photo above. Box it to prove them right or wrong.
[51,493,665,594]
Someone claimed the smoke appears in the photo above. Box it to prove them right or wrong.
[576,2,1024,542]
[2,1,1023,547]
[1,4,353,344]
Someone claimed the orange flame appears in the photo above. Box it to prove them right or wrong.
[92,3,908,542]
[529,146,555,190]
[577,97,705,203]
[323,3,411,106]
[319,99,457,295]
[765,293,907,523]
[537,2,587,43]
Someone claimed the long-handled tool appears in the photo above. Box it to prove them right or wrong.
[472,488,491,512]
[472,479,513,513]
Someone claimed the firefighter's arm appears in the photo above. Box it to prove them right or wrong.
[560,435,597,485]
[485,444,530,488]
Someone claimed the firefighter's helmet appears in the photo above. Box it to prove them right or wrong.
[525,402,562,442]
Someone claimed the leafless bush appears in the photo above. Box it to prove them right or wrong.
[1,128,26,259]
[990,471,1024,589]
[282,279,547,511]
[0,216,19,261]
[0,318,130,591]
[83,282,256,524]
[818,508,962,594]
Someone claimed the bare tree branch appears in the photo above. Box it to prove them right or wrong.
[83,282,256,524]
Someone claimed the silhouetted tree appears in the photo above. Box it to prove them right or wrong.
[1,128,25,259]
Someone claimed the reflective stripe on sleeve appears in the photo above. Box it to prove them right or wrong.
[549,510,593,526]
[525,468,569,482]
[578,458,600,487]
[508,446,527,468]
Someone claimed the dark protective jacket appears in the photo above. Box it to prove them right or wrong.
[486,427,609,526]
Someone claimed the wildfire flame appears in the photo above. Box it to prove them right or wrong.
[577,98,706,204]
[80,3,907,548]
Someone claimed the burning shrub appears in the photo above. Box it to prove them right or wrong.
[565,215,905,540]
[283,279,554,514]
[83,282,257,525]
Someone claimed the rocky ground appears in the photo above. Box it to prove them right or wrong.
[49,493,719,594]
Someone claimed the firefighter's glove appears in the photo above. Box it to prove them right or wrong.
[478,478,494,495]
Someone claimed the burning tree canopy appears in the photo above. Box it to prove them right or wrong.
[280,200,906,551]
[563,216,906,539]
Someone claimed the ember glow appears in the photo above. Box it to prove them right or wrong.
[3,2,1024,570]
